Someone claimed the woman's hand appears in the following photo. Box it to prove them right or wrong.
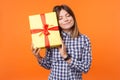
[58,41,68,59]
[58,41,72,63]
[31,44,41,59]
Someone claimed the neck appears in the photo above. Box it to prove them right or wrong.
[62,29,71,35]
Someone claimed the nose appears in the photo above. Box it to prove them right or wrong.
[63,17,68,22]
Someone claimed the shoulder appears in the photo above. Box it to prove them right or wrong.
[76,34,91,46]
[78,34,90,41]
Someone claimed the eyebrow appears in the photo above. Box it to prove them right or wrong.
[59,13,70,17]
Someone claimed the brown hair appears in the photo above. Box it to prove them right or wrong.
[53,4,80,38]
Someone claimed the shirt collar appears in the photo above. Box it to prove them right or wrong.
[61,30,71,37]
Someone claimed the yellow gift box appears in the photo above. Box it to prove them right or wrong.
[29,12,62,48]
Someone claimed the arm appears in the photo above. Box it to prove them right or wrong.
[32,47,52,70]
[68,36,92,73]
[39,48,52,70]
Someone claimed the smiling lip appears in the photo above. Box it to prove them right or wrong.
[63,22,71,25]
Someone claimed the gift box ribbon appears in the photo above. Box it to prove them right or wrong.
[31,14,59,48]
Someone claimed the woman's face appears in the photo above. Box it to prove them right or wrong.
[58,9,74,32]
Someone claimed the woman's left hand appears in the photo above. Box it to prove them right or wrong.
[58,41,68,59]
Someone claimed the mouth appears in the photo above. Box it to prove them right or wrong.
[63,22,71,25]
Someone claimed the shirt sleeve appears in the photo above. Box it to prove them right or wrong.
[38,48,52,70]
[68,35,92,73]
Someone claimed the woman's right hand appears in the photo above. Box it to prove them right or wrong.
[31,45,43,63]
[31,45,41,58]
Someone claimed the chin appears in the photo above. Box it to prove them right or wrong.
[62,27,72,30]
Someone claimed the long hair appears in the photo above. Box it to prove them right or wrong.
[53,4,80,38]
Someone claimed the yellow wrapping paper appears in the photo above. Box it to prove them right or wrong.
[29,12,62,48]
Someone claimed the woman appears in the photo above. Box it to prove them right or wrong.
[32,4,92,80]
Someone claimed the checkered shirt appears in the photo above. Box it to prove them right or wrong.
[39,31,92,80]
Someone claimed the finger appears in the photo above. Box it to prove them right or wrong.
[31,43,35,51]
[59,41,64,49]
[34,48,39,53]
[60,38,64,45]
[32,48,36,54]
[36,48,40,54]
[59,44,62,48]
[32,48,38,54]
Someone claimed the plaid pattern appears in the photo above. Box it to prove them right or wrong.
[39,31,92,80]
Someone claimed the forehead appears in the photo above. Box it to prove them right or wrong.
[59,9,69,16]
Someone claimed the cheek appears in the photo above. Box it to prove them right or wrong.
[70,17,74,22]
[72,20,74,25]
[71,18,74,25]
[58,20,63,26]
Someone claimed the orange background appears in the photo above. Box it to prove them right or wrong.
[0,0,120,80]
